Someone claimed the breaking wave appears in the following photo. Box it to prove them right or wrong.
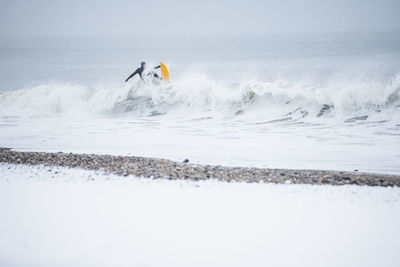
[1,73,399,123]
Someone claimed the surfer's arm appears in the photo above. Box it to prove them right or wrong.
[125,69,139,82]
[154,65,160,69]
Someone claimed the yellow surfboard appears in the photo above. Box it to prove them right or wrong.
[160,62,169,81]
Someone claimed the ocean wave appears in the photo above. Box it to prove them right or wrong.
[0,73,399,122]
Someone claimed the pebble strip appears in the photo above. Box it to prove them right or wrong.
[1,147,399,187]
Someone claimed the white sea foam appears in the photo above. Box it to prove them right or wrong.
[0,73,399,123]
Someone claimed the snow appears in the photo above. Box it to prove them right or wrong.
[0,163,400,267]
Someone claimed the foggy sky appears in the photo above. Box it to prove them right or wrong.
[0,0,399,36]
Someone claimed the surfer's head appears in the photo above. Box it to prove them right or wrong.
[141,61,146,68]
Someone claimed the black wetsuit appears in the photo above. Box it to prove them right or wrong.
[125,65,161,82]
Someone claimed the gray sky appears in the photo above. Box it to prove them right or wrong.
[0,0,399,36]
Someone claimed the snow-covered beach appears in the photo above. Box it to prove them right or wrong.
[1,163,400,267]
[1,148,400,266]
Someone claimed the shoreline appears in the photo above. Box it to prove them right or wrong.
[0,147,399,187]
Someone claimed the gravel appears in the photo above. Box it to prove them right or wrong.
[1,147,399,187]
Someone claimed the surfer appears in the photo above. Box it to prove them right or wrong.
[125,61,161,82]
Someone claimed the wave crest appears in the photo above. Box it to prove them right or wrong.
[1,73,399,122]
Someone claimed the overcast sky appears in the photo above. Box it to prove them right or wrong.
[0,0,399,36]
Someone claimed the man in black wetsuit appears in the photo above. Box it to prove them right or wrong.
[125,61,161,82]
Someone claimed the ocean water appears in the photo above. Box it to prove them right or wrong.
[0,33,399,173]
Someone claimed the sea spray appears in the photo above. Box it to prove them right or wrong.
[1,73,399,123]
